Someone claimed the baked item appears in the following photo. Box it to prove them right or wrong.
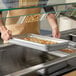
[22,37,57,44]
[60,49,76,53]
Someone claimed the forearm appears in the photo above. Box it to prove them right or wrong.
[0,12,3,26]
[0,12,7,33]
[46,13,58,30]
[46,13,60,38]
[0,12,12,41]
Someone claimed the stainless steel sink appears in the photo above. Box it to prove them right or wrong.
[0,44,59,76]
[0,35,76,76]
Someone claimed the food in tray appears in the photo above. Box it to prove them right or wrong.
[60,49,76,53]
[21,37,57,44]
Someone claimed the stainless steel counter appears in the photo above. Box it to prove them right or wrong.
[0,44,60,76]
[0,29,76,76]
[0,43,75,76]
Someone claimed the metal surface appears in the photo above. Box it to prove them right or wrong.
[0,41,75,76]
[60,29,76,41]
[49,51,70,57]
[0,44,60,76]
[6,53,76,76]
[49,41,76,57]
[0,35,75,76]
[69,34,76,42]
[69,41,76,48]
[8,34,69,51]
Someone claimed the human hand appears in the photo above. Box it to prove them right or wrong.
[52,27,60,38]
[0,26,12,43]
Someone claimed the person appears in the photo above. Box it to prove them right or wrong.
[0,0,60,42]
[0,0,60,75]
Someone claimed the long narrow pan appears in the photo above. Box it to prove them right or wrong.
[8,34,69,51]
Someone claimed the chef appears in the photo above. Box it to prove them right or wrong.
[0,0,60,75]
[0,0,60,42]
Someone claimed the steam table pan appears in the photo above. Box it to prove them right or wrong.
[9,34,69,51]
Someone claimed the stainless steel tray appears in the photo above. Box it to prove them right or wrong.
[49,42,76,57]
[9,34,69,51]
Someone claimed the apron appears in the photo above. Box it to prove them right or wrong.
[5,0,41,35]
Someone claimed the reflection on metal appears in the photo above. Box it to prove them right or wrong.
[6,53,76,76]
[0,34,75,76]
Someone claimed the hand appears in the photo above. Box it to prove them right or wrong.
[0,26,12,43]
[52,27,60,38]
